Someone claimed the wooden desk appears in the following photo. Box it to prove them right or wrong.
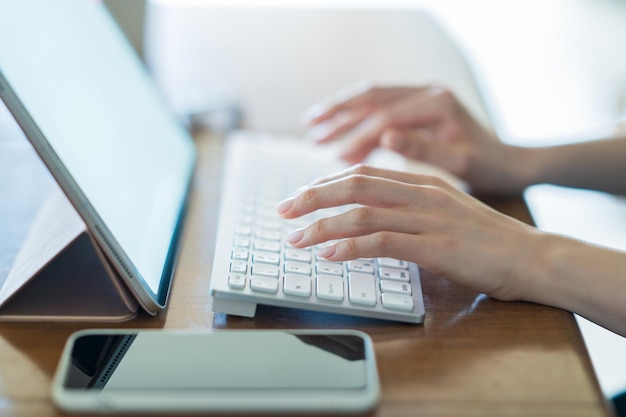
[0,131,613,417]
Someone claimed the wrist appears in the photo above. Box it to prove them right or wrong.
[505,145,543,191]
[471,144,539,194]
[518,232,592,311]
[513,231,568,306]
[494,227,552,302]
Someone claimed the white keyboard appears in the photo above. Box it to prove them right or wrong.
[209,132,425,324]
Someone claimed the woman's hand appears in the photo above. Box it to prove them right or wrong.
[275,165,541,301]
[305,84,533,194]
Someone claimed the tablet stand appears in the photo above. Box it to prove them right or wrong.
[0,189,138,321]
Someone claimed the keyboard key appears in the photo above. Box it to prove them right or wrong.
[256,208,277,218]
[316,274,344,302]
[379,267,410,282]
[285,248,312,263]
[252,263,279,278]
[316,261,343,276]
[288,218,309,229]
[284,261,311,276]
[253,251,280,265]
[235,224,252,235]
[283,274,311,297]
[233,236,250,247]
[348,260,375,274]
[256,219,282,229]
[380,280,412,295]
[348,272,377,307]
[382,293,414,311]
[232,247,249,261]
[239,203,255,214]
[255,228,282,241]
[228,273,246,290]
[230,260,247,274]
[237,214,254,225]
[250,276,279,293]
[378,258,409,269]
[254,239,281,252]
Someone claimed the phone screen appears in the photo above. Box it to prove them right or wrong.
[63,331,369,391]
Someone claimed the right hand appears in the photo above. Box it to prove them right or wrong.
[276,163,626,337]
[275,164,541,302]
[304,84,531,194]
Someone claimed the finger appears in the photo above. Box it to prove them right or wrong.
[380,128,432,160]
[277,175,413,219]
[336,116,387,163]
[316,231,431,266]
[380,128,469,176]
[309,107,372,144]
[336,87,448,163]
[303,83,379,125]
[277,173,457,220]
[310,164,458,194]
[303,165,482,218]
[378,86,449,128]
[318,225,523,298]
[286,207,429,248]
[304,84,412,125]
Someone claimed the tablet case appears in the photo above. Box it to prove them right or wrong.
[0,188,138,321]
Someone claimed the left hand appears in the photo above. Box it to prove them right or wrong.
[304,84,530,194]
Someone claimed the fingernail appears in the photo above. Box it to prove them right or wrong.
[285,228,305,244]
[317,245,336,259]
[302,104,326,122]
[274,197,295,215]
[307,123,332,142]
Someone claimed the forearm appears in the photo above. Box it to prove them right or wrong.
[522,232,626,337]
[522,136,626,193]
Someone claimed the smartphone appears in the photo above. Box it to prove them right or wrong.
[52,329,380,414]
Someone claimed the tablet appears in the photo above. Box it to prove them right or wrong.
[52,329,381,414]
[0,0,196,314]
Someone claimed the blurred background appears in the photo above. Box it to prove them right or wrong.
[106,0,626,144]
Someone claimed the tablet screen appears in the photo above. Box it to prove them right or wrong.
[0,1,196,306]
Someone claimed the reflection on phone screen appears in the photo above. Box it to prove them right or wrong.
[64,331,368,391]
